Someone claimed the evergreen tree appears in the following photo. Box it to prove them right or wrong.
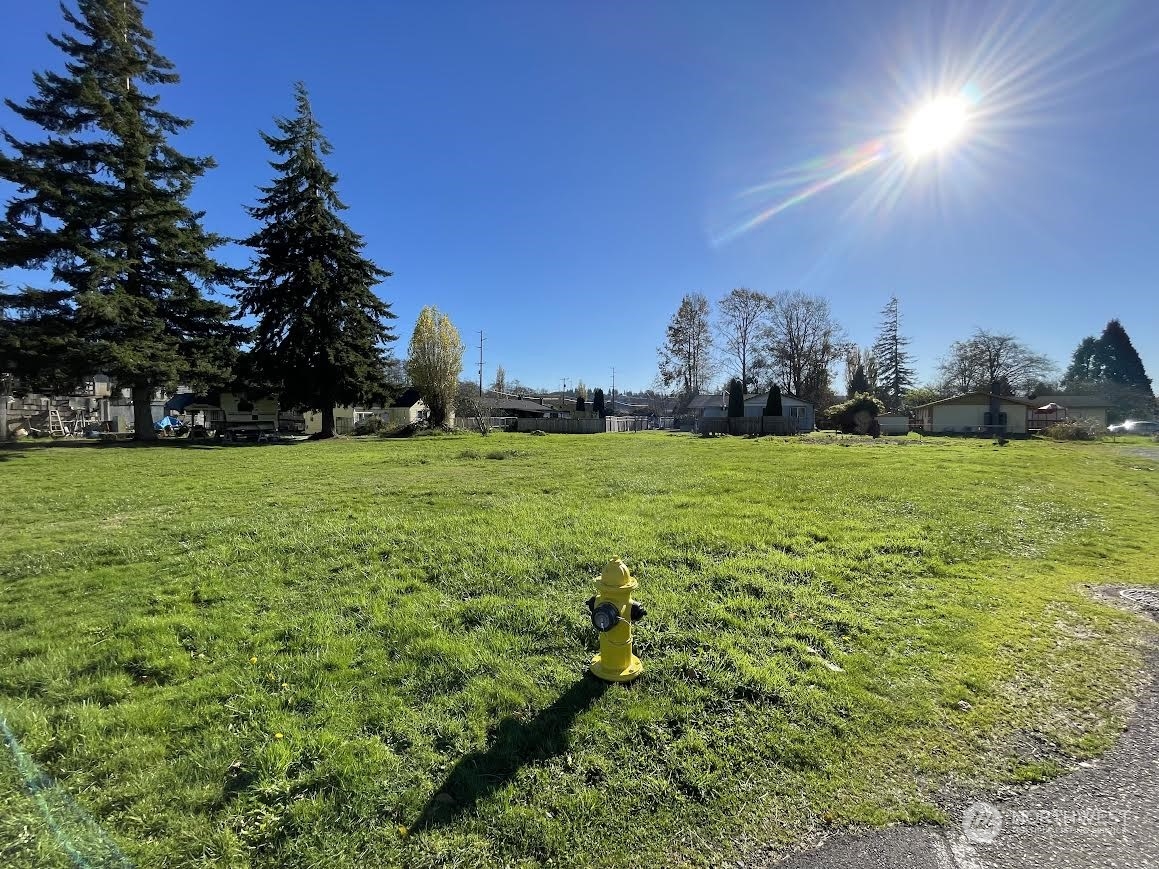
[1062,336,1100,387]
[726,378,745,417]
[0,0,239,439]
[1061,321,1154,420]
[592,388,606,417]
[763,384,783,416]
[239,83,396,438]
[0,285,85,398]
[871,296,916,411]
[1095,319,1152,394]
[575,393,586,412]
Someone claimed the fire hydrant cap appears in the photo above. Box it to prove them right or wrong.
[600,558,637,590]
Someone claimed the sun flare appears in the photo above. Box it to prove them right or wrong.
[904,96,969,157]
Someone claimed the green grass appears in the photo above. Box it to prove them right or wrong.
[1,433,1156,868]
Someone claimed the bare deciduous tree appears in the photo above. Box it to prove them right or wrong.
[756,291,847,406]
[716,288,772,390]
[937,330,1054,396]
[658,293,716,398]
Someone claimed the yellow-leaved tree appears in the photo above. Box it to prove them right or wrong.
[406,306,464,427]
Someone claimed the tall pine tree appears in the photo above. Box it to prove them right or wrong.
[0,0,239,439]
[1062,321,1154,419]
[239,84,396,438]
[871,296,915,412]
[1095,319,1152,394]
[1062,335,1101,387]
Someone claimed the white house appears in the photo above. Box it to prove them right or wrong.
[912,393,1038,434]
[385,388,430,427]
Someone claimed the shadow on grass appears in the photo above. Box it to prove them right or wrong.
[410,674,610,833]
[0,448,26,462]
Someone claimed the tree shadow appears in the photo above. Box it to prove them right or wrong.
[0,449,26,462]
[410,674,611,833]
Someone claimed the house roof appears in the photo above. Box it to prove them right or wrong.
[911,392,1040,410]
[1033,394,1111,408]
[743,391,813,407]
[685,394,727,410]
[489,397,552,415]
[391,388,423,408]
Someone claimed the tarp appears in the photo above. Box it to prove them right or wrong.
[1036,402,1064,412]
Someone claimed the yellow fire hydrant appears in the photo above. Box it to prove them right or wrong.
[586,558,645,682]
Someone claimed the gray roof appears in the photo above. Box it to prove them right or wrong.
[1033,395,1111,408]
[743,392,813,407]
[911,392,1040,410]
[488,397,552,414]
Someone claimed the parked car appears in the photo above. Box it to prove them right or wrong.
[1107,419,1159,434]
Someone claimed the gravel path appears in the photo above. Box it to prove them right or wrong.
[761,589,1159,869]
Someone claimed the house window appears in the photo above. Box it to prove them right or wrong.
[983,411,1008,426]
[788,406,804,419]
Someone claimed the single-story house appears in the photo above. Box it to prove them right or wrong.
[385,388,430,427]
[1029,395,1112,428]
[742,392,816,431]
[488,396,553,418]
[686,394,728,419]
[912,393,1039,434]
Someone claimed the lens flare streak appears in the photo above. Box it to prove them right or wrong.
[715,142,887,245]
[711,0,1154,246]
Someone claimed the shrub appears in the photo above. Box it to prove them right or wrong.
[763,385,783,417]
[354,416,391,436]
[1041,417,1103,441]
[821,393,885,434]
[727,378,744,418]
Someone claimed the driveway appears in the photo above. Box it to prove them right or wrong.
[759,588,1159,869]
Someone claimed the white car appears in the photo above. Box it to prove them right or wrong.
[1107,419,1159,434]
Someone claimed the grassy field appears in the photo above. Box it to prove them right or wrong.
[1,432,1157,868]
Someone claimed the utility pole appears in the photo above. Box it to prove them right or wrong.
[0,373,9,443]
[477,330,485,397]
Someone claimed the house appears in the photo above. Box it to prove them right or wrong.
[1029,395,1112,428]
[742,392,816,431]
[487,396,553,418]
[385,388,430,426]
[685,394,728,419]
[912,393,1039,434]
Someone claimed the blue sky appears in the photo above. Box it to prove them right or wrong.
[3,0,1158,394]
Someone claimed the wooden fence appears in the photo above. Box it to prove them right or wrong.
[696,416,800,436]
[513,417,656,434]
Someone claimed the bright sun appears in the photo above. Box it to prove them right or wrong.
[904,96,969,157]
